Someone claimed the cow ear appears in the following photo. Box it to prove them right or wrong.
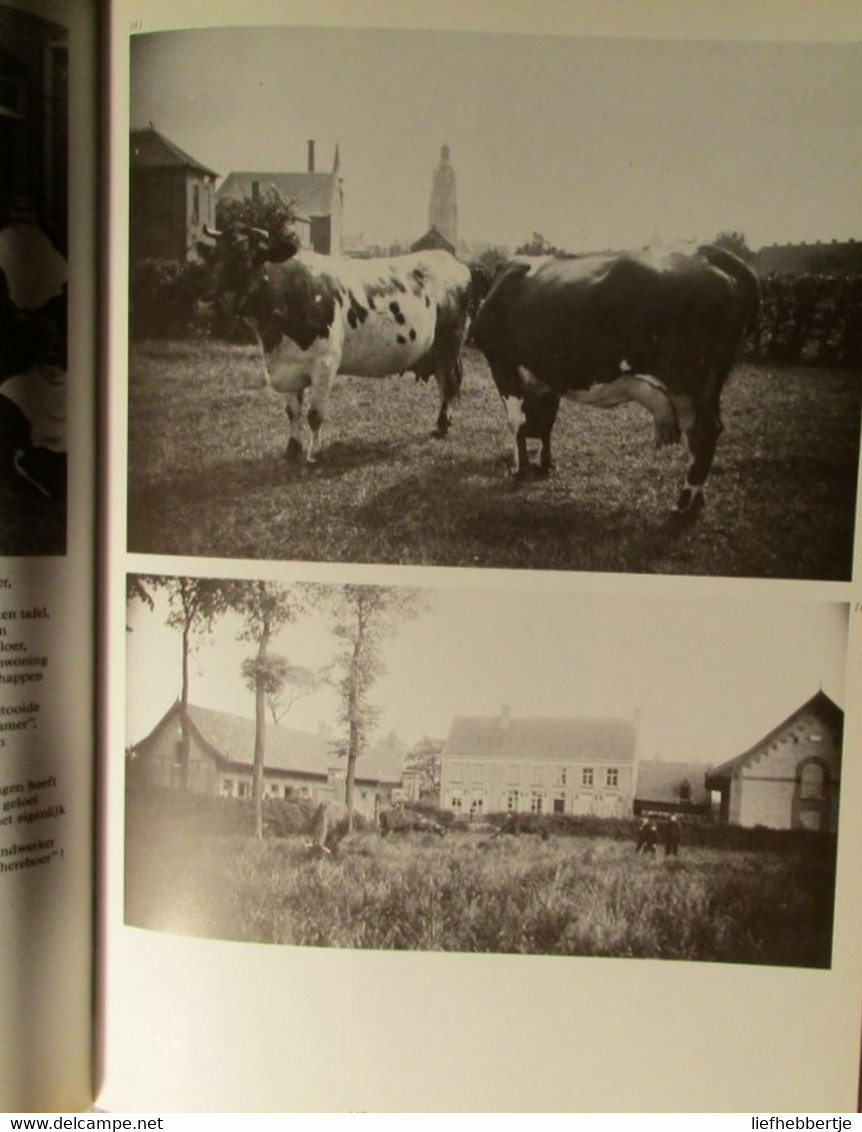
[268,234,300,264]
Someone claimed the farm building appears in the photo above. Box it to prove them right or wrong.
[705,691,842,832]
[0,5,68,251]
[218,140,343,255]
[129,125,218,264]
[439,705,638,818]
[411,224,456,256]
[633,760,713,818]
[128,702,406,820]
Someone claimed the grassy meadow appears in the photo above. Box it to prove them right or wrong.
[126,339,861,578]
[125,790,836,967]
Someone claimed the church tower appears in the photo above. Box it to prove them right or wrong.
[428,144,458,246]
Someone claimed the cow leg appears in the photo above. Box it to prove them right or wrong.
[431,353,462,439]
[503,395,528,476]
[305,366,334,463]
[675,406,723,513]
[284,390,304,463]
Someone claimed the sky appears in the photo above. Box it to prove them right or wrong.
[125,581,847,769]
[130,25,862,253]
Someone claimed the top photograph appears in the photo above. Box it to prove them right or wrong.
[126,24,862,580]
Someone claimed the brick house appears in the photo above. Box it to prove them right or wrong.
[705,691,842,832]
[129,125,218,264]
[439,705,638,818]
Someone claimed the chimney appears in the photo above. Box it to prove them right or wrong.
[307,140,315,173]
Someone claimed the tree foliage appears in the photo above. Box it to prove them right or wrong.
[215,185,301,255]
[713,230,754,263]
[515,231,566,257]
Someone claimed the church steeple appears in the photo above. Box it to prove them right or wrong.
[428,143,457,246]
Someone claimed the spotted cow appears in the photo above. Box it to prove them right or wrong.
[470,245,760,512]
[202,225,472,462]
[378,807,447,837]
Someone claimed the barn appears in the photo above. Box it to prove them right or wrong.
[633,760,713,818]
[439,705,638,818]
[411,224,456,256]
[705,691,842,832]
[129,125,217,264]
[128,702,406,819]
[218,140,343,255]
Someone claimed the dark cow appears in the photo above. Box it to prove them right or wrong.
[486,812,549,841]
[378,807,447,837]
[307,800,351,858]
[470,245,760,512]
[202,225,472,462]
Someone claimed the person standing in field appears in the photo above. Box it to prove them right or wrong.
[664,815,681,857]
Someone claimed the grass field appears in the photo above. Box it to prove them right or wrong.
[124,791,836,968]
[127,339,861,578]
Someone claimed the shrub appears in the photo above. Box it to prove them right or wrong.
[129,258,210,340]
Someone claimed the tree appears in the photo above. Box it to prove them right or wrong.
[515,231,566,257]
[230,581,307,839]
[321,584,428,828]
[404,736,445,799]
[215,185,301,259]
[713,230,754,263]
[131,577,230,790]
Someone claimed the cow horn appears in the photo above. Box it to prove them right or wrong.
[250,227,270,241]
[202,223,222,239]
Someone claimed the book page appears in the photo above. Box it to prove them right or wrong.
[0,0,98,1113]
[101,0,862,1112]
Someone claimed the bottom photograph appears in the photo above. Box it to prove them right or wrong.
[124,575,846,968]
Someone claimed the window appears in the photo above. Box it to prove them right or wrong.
[606,767,619,788]
[470,791,484,817]
[530,764,543,785]
[553,766,567,787]
[450,790,464,812]
[450,763,464,783]
[799,762,825,800]
[237,782,249,798]
[220,779,233,797]
[191,184,200,225]
[553,793,566,814]
[505,763,521,785]
[582,767,594,787]
[505,789,519,812]
[530,791,543,814]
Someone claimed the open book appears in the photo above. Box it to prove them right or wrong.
[2,0,861,1113]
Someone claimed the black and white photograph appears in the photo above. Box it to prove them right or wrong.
[0,2,68,554]
[126,25,861,579]
[125,573,846,968]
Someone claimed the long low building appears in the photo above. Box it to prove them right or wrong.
[128,701,415,818]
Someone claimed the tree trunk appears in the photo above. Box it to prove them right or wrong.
[252,618,270,839]
[179,623,190,791]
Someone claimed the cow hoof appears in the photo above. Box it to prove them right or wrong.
[430,426,450,440]
[655,421,681,448]
[285,439,304,463]
[672,488,705,516]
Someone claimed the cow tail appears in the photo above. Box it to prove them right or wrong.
[698,244,762,332]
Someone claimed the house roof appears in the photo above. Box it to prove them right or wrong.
[130,126,218,177]
[218,172,337,218]
[443,714,636,764]
[705,691,843,786]
[411,226,456,255]
[140,702,405,785]
[635,760,712,806]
